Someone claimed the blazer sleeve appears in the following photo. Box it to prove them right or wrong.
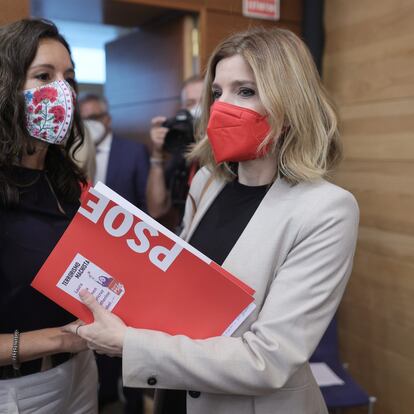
[122,185,359,395]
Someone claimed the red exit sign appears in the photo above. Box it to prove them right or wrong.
[242,0,280,21]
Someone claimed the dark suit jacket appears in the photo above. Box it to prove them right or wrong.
[105,135,149,211]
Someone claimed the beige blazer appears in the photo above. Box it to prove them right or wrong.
[122,167,359,414]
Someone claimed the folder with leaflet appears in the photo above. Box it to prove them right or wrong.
[32,182,256,339]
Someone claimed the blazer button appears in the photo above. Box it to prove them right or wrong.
[147,376,157,386]
[188,390,201,398]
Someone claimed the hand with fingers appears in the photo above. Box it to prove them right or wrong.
[150,116,168,157]
[62,289,127,357]
[59,327,89,353]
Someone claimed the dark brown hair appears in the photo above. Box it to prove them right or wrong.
[0,18,86,206]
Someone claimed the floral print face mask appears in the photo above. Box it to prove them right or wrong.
[24,79,75,145]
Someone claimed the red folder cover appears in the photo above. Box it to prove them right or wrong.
[32,183,255,339]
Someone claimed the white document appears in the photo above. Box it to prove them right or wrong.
[57,253,125,311]
[310,362,345,387]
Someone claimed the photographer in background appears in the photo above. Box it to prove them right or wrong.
[147,75,203,230]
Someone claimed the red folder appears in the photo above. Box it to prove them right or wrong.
[32,183,255,339]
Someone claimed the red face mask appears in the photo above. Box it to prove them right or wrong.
[206,101,271,163]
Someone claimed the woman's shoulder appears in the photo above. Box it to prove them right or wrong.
[276,177,359,223]
[298,178,357,203]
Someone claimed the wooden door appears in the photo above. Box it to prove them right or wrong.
[104,15,188,145]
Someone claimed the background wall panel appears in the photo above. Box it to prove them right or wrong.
[0,0,29,24]
[324,1,414,413]
[199,8,300,68]
[117,0,302,71]
[324,0,414,105]
[204,0,302,23]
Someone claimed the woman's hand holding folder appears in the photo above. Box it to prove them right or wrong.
[63,289,127,357]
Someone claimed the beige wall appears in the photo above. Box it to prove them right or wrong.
[0,0,29,24]
[198,0,302,69]
[324,1,414,413]
[116,0,302,68]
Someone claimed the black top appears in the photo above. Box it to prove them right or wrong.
[0,166,79,335]
[189,179,269,265]
[160,179,269,414]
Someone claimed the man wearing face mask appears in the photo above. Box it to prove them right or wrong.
[146,75,203,231]
[78,93,149,211]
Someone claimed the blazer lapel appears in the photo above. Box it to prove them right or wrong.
[185,178,226,241]
[185,175,291,257]
[222,177,291,270]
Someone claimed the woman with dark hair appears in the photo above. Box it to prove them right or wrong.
[0,19,97,413]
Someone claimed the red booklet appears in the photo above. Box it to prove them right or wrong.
[32,182,255,339]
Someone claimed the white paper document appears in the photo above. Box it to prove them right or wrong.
[57,253,125,311]
[310,362,345,387]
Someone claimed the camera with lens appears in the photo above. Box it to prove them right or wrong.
[162,109,194,154]
[161,109,195,222]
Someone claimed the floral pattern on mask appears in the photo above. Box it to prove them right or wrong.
[24,79,75,145]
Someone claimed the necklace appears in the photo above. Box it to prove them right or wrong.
[44,173,67,216]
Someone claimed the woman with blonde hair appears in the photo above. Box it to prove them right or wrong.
[67,27,359,414]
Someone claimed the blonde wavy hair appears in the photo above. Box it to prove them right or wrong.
[189,27,341,184]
